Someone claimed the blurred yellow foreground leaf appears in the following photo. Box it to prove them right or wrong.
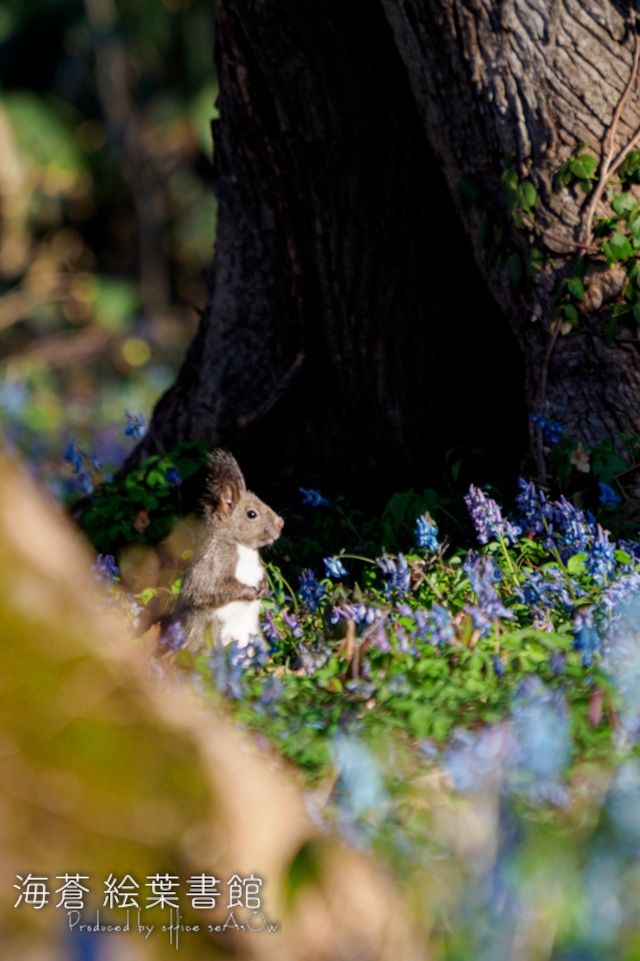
[0,455,420,961]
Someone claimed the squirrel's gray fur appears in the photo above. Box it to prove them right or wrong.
[161,449,284,653]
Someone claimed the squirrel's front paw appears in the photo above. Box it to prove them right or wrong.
[256,578,269,599]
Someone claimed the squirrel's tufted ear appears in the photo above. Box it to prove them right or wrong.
[204,449,246,516]
[216,480,238,516]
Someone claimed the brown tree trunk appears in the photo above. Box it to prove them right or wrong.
[382,0,640,480]
[141,0,640,503]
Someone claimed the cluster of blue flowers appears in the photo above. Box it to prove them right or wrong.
[324,556,349,579]
[299,487,329,507]
[514,566,575,626]
[297,569,328,611]
[463,552,513,637]
[331,603,381,627]
[65,412,150,495]
[208,639,269,700]
[64,439,96,494]
[396,601,454,647]
[465,484,522,546]
[531,411,564,445]
[91,552,120,585]
[375,553,411,599]
[415,513,440,551]
[124,411,147,440]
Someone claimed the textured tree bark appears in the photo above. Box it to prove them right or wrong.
[140,0,640,502]
[382,0,640,478]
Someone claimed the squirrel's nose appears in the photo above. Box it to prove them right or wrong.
[276,515,284,531]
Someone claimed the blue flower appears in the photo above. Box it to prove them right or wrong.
[464,485,521,546]
[421,603,454,645]
[515,478,553,536]
[492,654,505,678]
[514,566,576,623]
[64,438,83,472]
[599,482,621,508]
[297,569,328,611]
[92,553,120,584]
[165,466,183,486]
[259,675,283,706]
[573,606,603,665]
[586,524,616,585]
[415,512,440,551]
[531,412,564,445]
[282,610,304,638]
[331,603,380,627]
[124,412,147,439]
[163,621,188,651]
[262,608,280,644]
[299,487,329,507]
[552,495,594,559]
[324,556,349,578]
[299,641,331,675]
[463,552,513,637]
[65,437,95,492]
[209,640,268,699]
[376,553,411,599]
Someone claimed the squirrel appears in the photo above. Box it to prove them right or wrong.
[158,449,284,654]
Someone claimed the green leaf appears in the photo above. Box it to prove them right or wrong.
[566,553,587,575]
[569,153,597,181]
[617,149,640,183]
[553,164,571,193]
[629,261,640,287]
[603,232,633,264]
[572,258,586,279]
[563,303,578,324]
[628,209,640,239]
[612,193,638,216]
[520,181,538,210]
[566,277,585,301]
[614,550,632,565]
[633,304,640,325]
[501,167,519,192]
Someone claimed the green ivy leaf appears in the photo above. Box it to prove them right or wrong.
[612,193,638,216]
[628,209,640,239]
[521,181,538,209]
[603,232,633,264]
[569,154,597,181]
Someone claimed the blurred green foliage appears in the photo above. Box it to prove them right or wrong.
[0,0,217,486]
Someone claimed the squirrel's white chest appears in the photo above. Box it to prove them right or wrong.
[235,545,263,587]
[216,600,262,647]
[212,546,264,648]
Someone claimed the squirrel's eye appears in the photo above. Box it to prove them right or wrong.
[246,509,257,519]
